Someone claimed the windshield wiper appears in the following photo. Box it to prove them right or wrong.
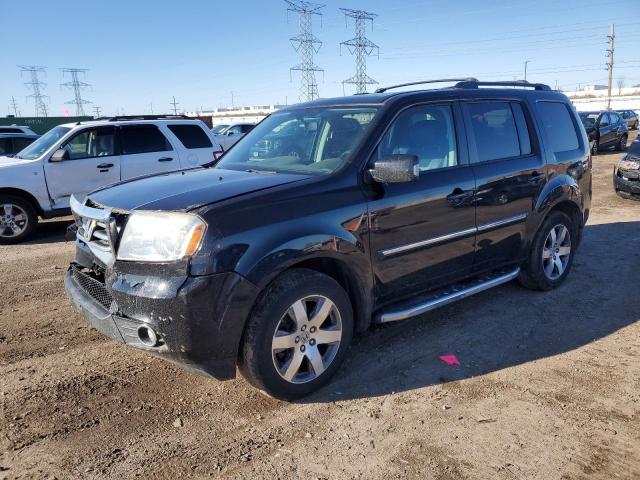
[246,169,277,175]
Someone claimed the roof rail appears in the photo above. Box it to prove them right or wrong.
[375,78,479,93]
[454,80,551,91]
[94,114,193,122]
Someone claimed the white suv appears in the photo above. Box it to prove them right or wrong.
[0,116,222,243]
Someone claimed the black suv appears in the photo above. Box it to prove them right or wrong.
[579,110,628,155]
[65,80,592,400]
[0,133,39,156]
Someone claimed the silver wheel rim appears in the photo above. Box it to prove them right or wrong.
[0,203,29,238]
[542,224,571,280]
[272,295,342,384]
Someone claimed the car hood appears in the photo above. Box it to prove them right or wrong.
[87,167,310,212]
[0,155,34,167]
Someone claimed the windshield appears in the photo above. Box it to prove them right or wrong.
[15,126,70,160]
[215,107,378,175]
[579,113,599,129]
[211,125,229,134]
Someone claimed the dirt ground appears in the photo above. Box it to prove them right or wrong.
[1,132,639,480]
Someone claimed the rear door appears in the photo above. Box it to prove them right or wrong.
[43,126,120,206]
[462,100,544,271]
[119,124,177,179]
[165,123,215,168]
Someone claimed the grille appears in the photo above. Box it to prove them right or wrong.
[71,265,115,311]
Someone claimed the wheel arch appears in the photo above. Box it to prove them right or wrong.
[0,187,44,217]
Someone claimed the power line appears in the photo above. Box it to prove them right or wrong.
[340,8,379,95]
[285,0,325,102]
[170,96,180,115]
[61,68,91,116]
[92,106,102,117]
[18,65,49,117]
[606,23,615,110]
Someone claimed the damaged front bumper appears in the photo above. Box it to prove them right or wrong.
[64,258,258,381]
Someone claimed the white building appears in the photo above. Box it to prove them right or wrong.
[186,105,286,126]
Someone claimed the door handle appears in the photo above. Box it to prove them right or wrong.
[158,157,173,162]
[97,163,114,169]
[446,188,474,206]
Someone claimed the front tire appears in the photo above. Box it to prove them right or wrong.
[0,195,37,244]
[239,269,353,400]
[616,134,627,151]
[518,211,576,291]
[590,139,599,156]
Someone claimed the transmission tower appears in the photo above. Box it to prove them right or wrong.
[61,68,91,116]
[18,65,49,117]
[92,106,102,117]
[285,0,325,102]
[170,96,180,115]
[340,9,379,94]
[9,96,20,117]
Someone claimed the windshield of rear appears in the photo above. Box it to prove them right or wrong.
[214,107,378,175]
[579,113,599,129]
[15,126,70,160]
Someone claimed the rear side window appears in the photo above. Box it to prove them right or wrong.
[13,137,35,151]
[0,128,23,134]
[466,102,521,162]
[121,125,172,154]
[0,138,11,154]
[167,124,212,149]
[537,102,580,154]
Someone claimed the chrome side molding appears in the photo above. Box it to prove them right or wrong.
[376,267,520,323]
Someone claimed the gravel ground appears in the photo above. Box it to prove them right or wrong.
[1,132,639,480]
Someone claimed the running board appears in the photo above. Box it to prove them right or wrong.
[376,267,520,323]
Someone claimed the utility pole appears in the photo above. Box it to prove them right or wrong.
[92,106,102,117]
[61,68,91,116]
[9,96,20,116]
[524,60,530,82]
[18,65,49,117]
[606,23,615,110]
[285,0,325,102]
[230,91,234,109]
[340,8,380,95]
[170,96,180,115]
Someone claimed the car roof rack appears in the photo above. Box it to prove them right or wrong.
[375,78,479,93]
[454,79,551,91]
[94,114,193,122]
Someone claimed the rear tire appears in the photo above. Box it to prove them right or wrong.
[239,268,353,400]
[518,211,576,291]
[0,195,37,244]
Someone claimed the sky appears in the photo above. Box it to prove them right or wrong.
[1,0,639,117]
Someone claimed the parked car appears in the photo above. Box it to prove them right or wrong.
[0,125,37,135]
[0,115,222,243]
[65,80,591,400]
[578,110,628,154]
[211,124,230,135]
[616,110,639,130]
[613,136,640,200]
[0,133,39,156]
[214,123,255,151]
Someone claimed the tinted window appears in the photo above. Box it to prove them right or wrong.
[167,124,212,149]
[537,102,580,154]
[0,138,11,155]
[63,127,116,159]
[241,124,254,133]
[511,103,532,155]
[378,104,458,171]
[601,113,611,126]
[0,128,22,134]
[467,102,520,162]
[13,137,35,151]
[121,125,172,154]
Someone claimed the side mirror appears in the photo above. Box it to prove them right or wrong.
[50,148,69,162]
[369,154,419,183]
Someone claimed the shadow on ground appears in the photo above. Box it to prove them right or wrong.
[23,218,73,245]
[306,220,640,403]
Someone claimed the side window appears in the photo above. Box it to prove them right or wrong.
[466,102,521,162]
[167,124,212,149]
[121,125,172,154]
[511,103,532,155]
[63,127,116,160]
[241,125,254,133]
[377,104,458,172]
[226,125,243,135]
[601,113,610,126]
[537,102,580,156]
[0,138,10,155]
[0,128,22,134]
[13,137,35,151]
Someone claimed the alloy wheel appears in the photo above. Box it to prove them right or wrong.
[0,204,29,239]
[271,295,343,384]
[542,224,571,280]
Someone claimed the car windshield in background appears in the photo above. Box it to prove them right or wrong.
[215,108,378,175]
[15,126,71,160]
[579,113,599,129]
[211,125,229,134]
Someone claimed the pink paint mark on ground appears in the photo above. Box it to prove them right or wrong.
[439,354,460,366]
